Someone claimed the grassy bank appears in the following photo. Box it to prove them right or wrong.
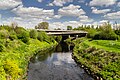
[0,25,57,80]
[73,38,120,80]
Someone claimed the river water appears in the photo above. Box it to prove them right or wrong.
[28,43,94,80]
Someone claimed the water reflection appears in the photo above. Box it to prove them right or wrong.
[28,43,94,80]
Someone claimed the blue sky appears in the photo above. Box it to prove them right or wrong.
[0,0,120,29]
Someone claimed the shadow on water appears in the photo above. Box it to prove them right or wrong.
[28,42,94,80]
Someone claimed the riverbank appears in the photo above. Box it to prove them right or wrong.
[73,38,120,80]
[0,25,57,80]
[0,38,57,80]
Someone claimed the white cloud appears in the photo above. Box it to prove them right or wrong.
[91,7,111,14]
[12,5,54,20]
[104,11,120,19]
[117,2,120,7]
[0,0,22,10]
[2,17,44,28]
[79,15,94,23]
[99,20,109,23]
[48,0,73,6]
[80,18,94,23]
[49,21,83,29]
[89,0,117,7]
[38,0,42,2]
[53,15,62,19]
[58,4,85,17]
[6,5,57,28]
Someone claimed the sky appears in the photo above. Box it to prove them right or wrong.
[0,0,120,29]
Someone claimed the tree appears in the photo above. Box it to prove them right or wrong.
[67,26,72,30]
[35,22,49,29]
[11,22,18,29]
[29,29,38,39]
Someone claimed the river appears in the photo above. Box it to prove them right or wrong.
[28,42,94,80]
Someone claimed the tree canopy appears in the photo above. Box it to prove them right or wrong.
[35,22,49,29]
[67,26,72,30]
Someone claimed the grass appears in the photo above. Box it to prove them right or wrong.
[84,40,120,53]
[73,39,120,80]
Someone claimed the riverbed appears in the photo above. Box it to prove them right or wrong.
[28,43,94,80]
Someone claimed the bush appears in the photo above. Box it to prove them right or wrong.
[0,44,4,52]
[115,30,120,36]
[37,32,44,41]
[93,23,118,40]
[14,27,26,34]
[54,36,62,43]
[0,65,6,80]
[29,29,38,39]
[93,31,118,40]
[37,31,49,42]
[86,29,97,39]
[17,30,29,43]
[9,35,17,40]
[4,59,22,79]
[0,30,9,39]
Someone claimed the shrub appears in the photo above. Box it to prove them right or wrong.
[37,31,49,42]
[14,27,26,34]
[115,30,120,36]
[4,59,22,79]
[9,35,17,40]
[0,44,4,52]
[93,23,118,40]
[0,65,6,80]
[55,36,62,43]
[37,31,44,41]
[17,30,29,43]
[93,31,118,40]
[9,30,17,40]
[29,29,38,39]
[0,30,9,39]
[86,29,97,39]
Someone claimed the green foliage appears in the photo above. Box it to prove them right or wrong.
[0,25,57,80]
[73,22,119,40]
[54,36,62,43]
[9,35,17,40]
[0,44,5,52]
[67,26,72,30]
[4,59,22,79]
[29,29,38,39]
[86,29,98,39]
[17,30,29,43]
[0,65,6,80]
[115,30,120,36]
[0,30,9,39]
[35,22,49,29]
[64,38,72,44]
[73,39,120,80]
[37,31,45,41]
[94,31,118,40]
[37,31,53,43]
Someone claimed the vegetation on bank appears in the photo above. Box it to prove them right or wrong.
[73,39,120,80]
[72,22,120,80]
[0,25,57,80]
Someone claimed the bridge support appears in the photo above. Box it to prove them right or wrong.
[75,35,78,38]
[68,35,70,38]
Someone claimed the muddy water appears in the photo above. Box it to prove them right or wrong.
[28,43,94,80]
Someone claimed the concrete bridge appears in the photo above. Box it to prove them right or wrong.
[37,30,88,40]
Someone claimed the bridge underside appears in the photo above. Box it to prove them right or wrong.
[38,30,88,40]
[48,33,87,40]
